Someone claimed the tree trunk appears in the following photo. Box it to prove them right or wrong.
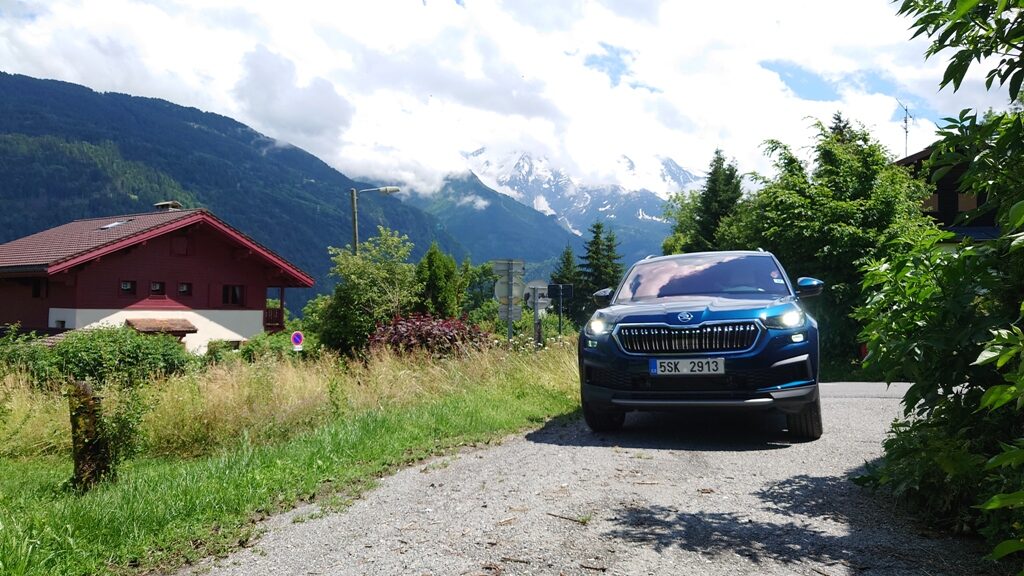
[68,380,111,490]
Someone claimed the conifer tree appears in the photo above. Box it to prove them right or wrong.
[550,244,584,326]
[415,242,459,318]
[662,149,742,254]
[579,222,624,320]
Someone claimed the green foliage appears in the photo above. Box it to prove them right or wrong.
[661,192,698,255]
[0,344,579,575]
[203,340,239,365]
[50,327,194,389]
[457,259,499,319]
[0,325,55,386]
[0,72,467,313]
[716,120,933,360]
[0,134,198,241]
[49,327,195,466]
[857,1,1024,567]
[312,227,421,353]
[855,229,1007,414]
[663,149,742,254]
[550,244,586,327]
[415,242,460,318]
[240,330,321,363]
[578,222,625,323]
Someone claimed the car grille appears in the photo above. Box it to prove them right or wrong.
[616,322,760,354]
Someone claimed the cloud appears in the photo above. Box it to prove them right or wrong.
[456,194,490,210]
[234,45,354,154]
[0,0,1013,196]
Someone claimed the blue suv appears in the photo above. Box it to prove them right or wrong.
[578,250,825,439]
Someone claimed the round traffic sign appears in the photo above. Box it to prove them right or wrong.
[291,331,304,346]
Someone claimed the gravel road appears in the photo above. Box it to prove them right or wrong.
[184,382,1003,576]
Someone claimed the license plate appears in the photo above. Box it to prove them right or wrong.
[649,358,725,376]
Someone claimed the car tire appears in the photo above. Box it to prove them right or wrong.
[582,400,625,432]
[786,394,823,440]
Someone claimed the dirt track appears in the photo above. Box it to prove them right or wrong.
[183,382,1001,576]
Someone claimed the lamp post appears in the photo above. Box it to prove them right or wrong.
[350,186,400,255]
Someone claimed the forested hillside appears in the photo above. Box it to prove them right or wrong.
[0,72,465,308]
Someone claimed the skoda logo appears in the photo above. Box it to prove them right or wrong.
[678,312,694,323]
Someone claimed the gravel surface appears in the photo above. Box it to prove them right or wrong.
[183,382,1004,576]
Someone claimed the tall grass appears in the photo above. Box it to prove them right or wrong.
[0,342,579,575]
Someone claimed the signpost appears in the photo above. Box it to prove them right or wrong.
[524,280,551,346]
[291,330,304,352]
[548,284,573,335]
[491,259,525,341]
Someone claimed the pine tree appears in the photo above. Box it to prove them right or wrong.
[662,149,742,253]
[415,242,459,318]
[550,244,584,327]
[579,222,624,321]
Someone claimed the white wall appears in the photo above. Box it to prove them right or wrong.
[48,308,263,353]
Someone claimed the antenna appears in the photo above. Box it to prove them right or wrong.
[896,98,914,157]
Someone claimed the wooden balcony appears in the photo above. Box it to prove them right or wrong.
[263,307,285,332]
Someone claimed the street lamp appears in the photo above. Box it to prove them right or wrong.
[350,186,400,255]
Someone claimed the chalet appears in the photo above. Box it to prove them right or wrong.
[896,147,999,241]
[0,203,314,352]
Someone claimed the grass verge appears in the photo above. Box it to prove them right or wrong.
[0,344,579,575]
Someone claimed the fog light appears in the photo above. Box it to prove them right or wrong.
[791,333,805,343]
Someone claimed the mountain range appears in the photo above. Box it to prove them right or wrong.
[459,147,699,262]
[0,72,700,306]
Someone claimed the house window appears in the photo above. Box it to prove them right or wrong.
[150,281,166,296]
[31,279,47,298]
[120,280,137,295]
[222,284,245,306]
[178,282,193,296]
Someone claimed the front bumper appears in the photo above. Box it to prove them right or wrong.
[579,326,819,415]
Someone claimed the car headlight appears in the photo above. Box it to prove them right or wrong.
[585,314,614,337]
[762,309,805,329]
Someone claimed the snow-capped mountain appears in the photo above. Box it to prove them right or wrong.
[461,148,701,262]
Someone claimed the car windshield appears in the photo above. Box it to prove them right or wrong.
[615,253,791,303]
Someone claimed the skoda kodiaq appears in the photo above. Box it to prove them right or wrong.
[578,250,825,439]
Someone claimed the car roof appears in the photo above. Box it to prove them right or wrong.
[637,250,774,265]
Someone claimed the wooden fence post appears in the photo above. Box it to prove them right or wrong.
[68,380,111,490]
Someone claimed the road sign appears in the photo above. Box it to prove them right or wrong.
[548,283,573,299]
[524,280,551,310]
[291,331,304,352]
[498,305,523,322]
[493,277,525,301]
[490,259,525,274]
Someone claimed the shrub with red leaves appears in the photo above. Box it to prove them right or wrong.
[369,314,491,357]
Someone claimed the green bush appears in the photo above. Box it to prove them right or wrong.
[203,339,239,365]
[240,329,320,362]
[0,325,55,386]
[50,326,195,388]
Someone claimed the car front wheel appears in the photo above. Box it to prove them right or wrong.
[582,399,625,432]
[786,394,823,440]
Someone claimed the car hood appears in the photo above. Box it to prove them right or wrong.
[598,295,797,325]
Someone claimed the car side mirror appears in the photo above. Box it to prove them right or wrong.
[592,287,613,307]
[795,277,824,298]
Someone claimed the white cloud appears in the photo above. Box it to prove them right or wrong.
[0,0,1012,193]
[456,194,490,211]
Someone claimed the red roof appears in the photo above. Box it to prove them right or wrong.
[0,209,314,287]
